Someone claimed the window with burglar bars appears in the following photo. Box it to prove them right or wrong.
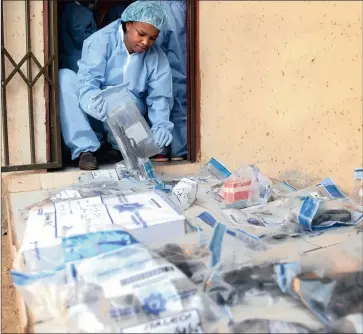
[1,0,62,172]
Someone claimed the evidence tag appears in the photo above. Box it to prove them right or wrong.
[207,158,232,180]
[320,177,346,200]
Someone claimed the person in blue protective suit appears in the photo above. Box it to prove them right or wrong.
[58,1,173,170]
[151,0,187,162]
[59,1,98,73]
[101,1,187,162]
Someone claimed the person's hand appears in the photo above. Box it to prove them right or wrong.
[88,96,108,121]
[153,128,173,147]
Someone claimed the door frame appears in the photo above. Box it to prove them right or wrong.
[187,0,201,162]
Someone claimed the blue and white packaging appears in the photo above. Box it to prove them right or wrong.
[77,168,125,183]
[185,209,262,272]
[196,211,266,253]
[222,198,303,231]
[281,177,346,201]
[220,198,306,248]
[106,89,161,180]
[195,158,232,183]
[104,191,186,244]
[320,177,347,200]
[166,205,257,274]
[20,191,186,257]
[354,168,363,181]
[12,230,141,322]
[297,197,321,231]
[222,192,362,237]
[300,198,363,231]
[47,179,149,202]
[16,229,138,273]
[352,168,363,211]
[12,232,231,333]
[272,181,298,199]
[205,164,273,210]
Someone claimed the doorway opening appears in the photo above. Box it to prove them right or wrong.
[57,0,199,170]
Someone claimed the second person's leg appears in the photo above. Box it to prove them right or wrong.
[58,68,101,170]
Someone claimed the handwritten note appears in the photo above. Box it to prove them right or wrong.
[50,190,82,201]
[172,178,198,211]
[55,197,112,237]
[105,192,185,229]
[21,203,57,250]
[21,192,184,252]
[90,169,121,181]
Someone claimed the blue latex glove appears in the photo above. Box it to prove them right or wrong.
[87,96,108,122]
[153,128,173,147]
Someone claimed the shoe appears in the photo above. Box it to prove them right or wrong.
[96,144,123,164]
[150,154,169,162]
[79,152,98,170]
[107,148,123,164]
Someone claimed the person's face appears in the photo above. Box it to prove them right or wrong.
[125,22,159,54]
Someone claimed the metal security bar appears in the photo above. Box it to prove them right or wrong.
[1,0,62,172]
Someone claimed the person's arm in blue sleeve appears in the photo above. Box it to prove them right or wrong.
[77,35,108,114]
[146,50,174,133]
[68,6,97,50]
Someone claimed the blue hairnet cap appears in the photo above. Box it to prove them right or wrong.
[121,1,167,31]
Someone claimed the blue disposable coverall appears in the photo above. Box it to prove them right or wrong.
[59,20,173,160]
[59,2,98,73]
[104,0,187,157]
[155,1,187,157]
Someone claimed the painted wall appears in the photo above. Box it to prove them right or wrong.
[2,1,47,166]
[199,1,362,190]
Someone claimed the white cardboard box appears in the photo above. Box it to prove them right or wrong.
[21,191,185,249]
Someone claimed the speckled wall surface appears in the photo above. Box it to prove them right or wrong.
[199,1,362,190]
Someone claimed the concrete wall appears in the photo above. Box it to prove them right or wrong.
[2,1,47,166]
[199,1,362,189]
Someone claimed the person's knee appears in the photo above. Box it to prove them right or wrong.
[59,68,78,89]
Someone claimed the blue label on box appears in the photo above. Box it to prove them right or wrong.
[207,158,232,179]
[143,160,157,181]
[197,212,227,266]
[354,168,363,180]
[63,230,138,263]
[209,223,227,267]
[198,211,217,228]
[320,177,346,199]
[154,182,173,193]
[11,264,66,286]
[235,228,264,250]
[280,181,298,193]
[298,197,320,231]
